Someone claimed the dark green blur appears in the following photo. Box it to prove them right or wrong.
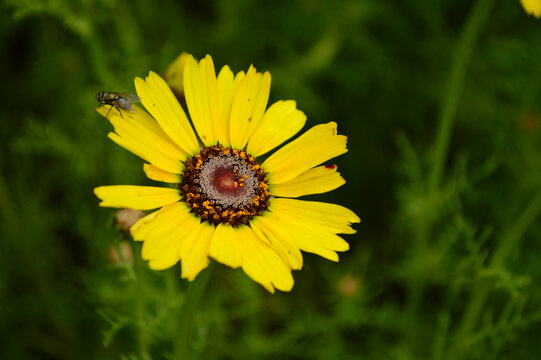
[1,0,541,359]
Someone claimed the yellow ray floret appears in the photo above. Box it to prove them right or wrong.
[135,72,200,156]
[143,163,182,183]
[253,207,346,263]
[209,223,244,268]
[268,210,350,259]
[263,122,348,184]
[247,100,306,157]
[235,225,294,293]
[129,202,197,270]
[249,215,304,270]
[179,218,215,280]
[183,55,219,146]
[97,105,186,174]
[142,205,189,270]
[130,201,211,275]
[270,198,360,235]
[229,66,271,149]
[183,55,237,147]
[215,65,235,146]
[94,185,181,210]
[209,222,297,292]
[270,165,345,197]
[131,206,169,241]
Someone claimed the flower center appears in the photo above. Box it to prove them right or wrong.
[180,145,270,226]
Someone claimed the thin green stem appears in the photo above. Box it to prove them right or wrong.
[174,263,214,360]
[115,240,136,280]
[405,0,495,321]
[132,243,150,359]
[428,0,495,193]
[453,187,541,346]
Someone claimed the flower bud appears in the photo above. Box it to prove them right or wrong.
[337,274,361,298]
[115,208,145,232]
[108,241,133,265]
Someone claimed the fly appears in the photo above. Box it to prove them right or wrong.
[96,91,140,118]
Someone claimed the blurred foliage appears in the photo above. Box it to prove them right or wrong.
[1,0,541,359]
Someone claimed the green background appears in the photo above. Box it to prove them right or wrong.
[2,0,541,359]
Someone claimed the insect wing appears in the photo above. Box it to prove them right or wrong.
[115,97,134,111]
[117,93,140,103]
[115,99,138,115]
[113,93,139,114]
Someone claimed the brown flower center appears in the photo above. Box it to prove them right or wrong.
[180,145,270,226]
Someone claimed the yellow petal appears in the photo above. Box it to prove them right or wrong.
[144,221,184,269]
[271,206,351,258]
[135,71,199,155]
[179,220,215,280]
[97,105,186,174]
[264,216,338,261]
[142,203,195,270]
[127,202,195,270]
[246,100,306,157]
[233,70,246,88]
[130,201,189,242]
[270,198,360,235]
[236,225,294,293]
[270,165,345,197]
[250,216,303,270]
[94,185,180,210]
[182,56,234,147]
[183,55,218,146]
[258,200,354,262]
[143,163,182,183]
[521,0,541,17]
[131,209,164,241]
[215,65,235,146]
[208,223,243,268]
[263,122,348,184]
[147,233,182,270]
[229,66,271,149]
[164,52,190,96]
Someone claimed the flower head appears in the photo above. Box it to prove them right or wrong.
[95,54,360,292]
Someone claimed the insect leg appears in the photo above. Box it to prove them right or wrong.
[106,105,113,119]
[115,105,124,119]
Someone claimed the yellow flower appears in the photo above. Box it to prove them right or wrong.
[164,52,190,97]
[94,54,360,293]
[521,0,541,17]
